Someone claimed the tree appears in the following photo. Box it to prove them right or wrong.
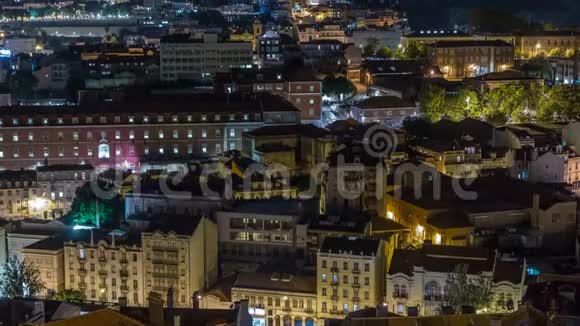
[419,83,447,122]
[482,84,528,124]
[442,264,494,313]
[49,289,86,301]
[0,257,45,299]
[362,37,379,57]
[548,47,565,57]
[376,46,392,59]
[403,42,425,60]
[448,87,482,120]
[402,116,431,139]
[537,85,580,122]
[322,76,355,98]
[69,177,124,228]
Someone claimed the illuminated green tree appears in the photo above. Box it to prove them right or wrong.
[0,257,45,299]
[49,289,86,301]
[376,46,392,58]
[442,264,494,313]
[537,85,580,122]
[419,83,447,122]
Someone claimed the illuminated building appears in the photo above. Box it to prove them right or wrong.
[160,33,253,82]
[316,237,385,321]
[425,40,514,80]
[515,31,579,58]
[64,230,144,306]
[232,272,317,326]
[387,246,526,315]
[0,93,300,171]
[141,215,218,308]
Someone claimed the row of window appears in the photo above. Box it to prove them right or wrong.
[321,260,371,272]
[321,302,360,314]
[0,127,243,143]
[321,273,370,285]
[321,287,370,300]
[0,142,236,159]
[0,113,257,127]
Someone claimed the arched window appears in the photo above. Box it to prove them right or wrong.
[401,285,407,297]
[425,281,441,300]
[393,284,400,297]
[497,293,505,307]
[98,143,110,159]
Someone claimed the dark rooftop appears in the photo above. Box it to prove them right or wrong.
[320,237,381,256]
[143,214,205,236]
[233,272,316,294]
[245,123,331,138]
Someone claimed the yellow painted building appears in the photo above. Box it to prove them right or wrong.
[317,237,385,323]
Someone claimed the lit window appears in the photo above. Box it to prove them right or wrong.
[42,118,48,125]
[229,129,235,137]
[243,114,249,120]
[201,115,207,121]
[144,146,149,155]
[0,150,3,159]
[87,147,93,156]
[159,146,164,154]
[73,146,79,156]
[229,142,235,150]
[310,98,314,104]
[201,129,207,138]
[12,134,18,142]
[28,133,33,141]
[129,131,135,140]
[43,147,49,157]
[115,146,121,156]
[186,115,192,122]
[159,130,164,139]
[173,145,179,154]
[215,144,221,153]
[73,132,78,141]
[144,130,149,139]
[157,116,164,123]
[172,115,178,122]
[187,129,193,139]
[58,147,64,157]
[27,118,33,125]
[202,144,207,153]
[129,116,135,123]
[143,116,149,123]
[98,143,110,159]
[214,114,221,121]
[115,131,121,140]
[187,144,193,154]
[172,130,178,139]
[12,118,18,125]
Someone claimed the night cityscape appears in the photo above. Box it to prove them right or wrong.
[0,0,577,325]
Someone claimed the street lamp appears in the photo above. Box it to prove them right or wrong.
[535,43,541,56]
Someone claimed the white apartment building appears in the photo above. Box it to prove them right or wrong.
[386,246,526,316]
[160,33,253,81]
[63,230,145,306]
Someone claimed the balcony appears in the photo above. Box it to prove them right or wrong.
[78,281,87,288]
[331,280,339,287]
[393,292,408,299]
[98,256,107,263]
[424,295,443,302]
[351,297,360,302]
[330,267,339,273]
[98,283,107,289]
[120,270,129,278]
[330,309,344,315]
[153,272,179,279]
[352,269,360,274]
[98,270,108,277]
[352,283,360,288]
[304,307,314,314]
[282,306,291,312]
[331,295,339,301]
[120,285,129,292]
[78,268,87,275]
[120,258,128,265]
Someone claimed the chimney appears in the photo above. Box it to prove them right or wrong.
[148,292,165,326]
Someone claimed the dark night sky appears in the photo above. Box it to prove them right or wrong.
[396,0,580,29]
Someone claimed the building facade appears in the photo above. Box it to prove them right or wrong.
[426,40,514,80]
[160,33,252,81]
[63,230,145,306]
[0,94,299,171]
[317,237,385,322]
[141,216,218,308]
[232,272,317,326]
